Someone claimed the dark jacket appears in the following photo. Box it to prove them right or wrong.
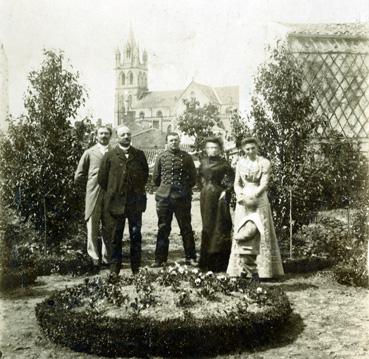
[98,145,149,216]
[153,149,196,200]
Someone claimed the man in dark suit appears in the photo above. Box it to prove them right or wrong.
[98,126,149,275]
[152,132,197,267]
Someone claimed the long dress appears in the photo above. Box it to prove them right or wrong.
[198,156,234,272]
[227,156,284,278]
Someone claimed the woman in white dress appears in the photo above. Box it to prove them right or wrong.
[227,137,284,280]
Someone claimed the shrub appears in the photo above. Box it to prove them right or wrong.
[292,217,348,260]
[1,216,97,277]
[0,208,38,291]
[36,265,292,357]
[291,213,368,286]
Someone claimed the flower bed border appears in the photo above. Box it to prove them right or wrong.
[283,257,335,274]
[35,282,292,357]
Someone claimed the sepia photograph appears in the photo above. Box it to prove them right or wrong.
[0,0,368,358]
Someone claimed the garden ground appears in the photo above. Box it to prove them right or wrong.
[0,194,368,358]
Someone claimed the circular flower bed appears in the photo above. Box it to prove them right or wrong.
[36,264,292,357]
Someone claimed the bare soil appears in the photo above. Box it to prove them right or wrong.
[0,194,368,358]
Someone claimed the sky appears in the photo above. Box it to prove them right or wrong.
[1,0,369,123]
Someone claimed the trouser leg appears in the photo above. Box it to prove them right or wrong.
[95,192,111,264]
[155,198,173,263]
[110,215,126,274]
[174,198,196,260]
[128,212,142,273]
[240,254,258,277]
[86,202,102,264]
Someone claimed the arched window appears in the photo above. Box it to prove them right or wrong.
[139,111,145,119]
[129,72,134,85]
[167,124,172,133]
[156,110,163,118]
[121,72,125,86]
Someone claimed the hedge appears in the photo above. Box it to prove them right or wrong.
[0,267,38,291]
[283,257,335,274]
[333,266,369,289]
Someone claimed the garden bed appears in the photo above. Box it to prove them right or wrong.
[36,264,292,357]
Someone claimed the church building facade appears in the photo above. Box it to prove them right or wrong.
[113,29,239,148]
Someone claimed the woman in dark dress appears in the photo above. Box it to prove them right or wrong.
[198,137,234,272]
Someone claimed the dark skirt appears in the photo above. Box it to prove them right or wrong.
[199,183,232,272]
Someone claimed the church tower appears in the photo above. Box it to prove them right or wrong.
[0,43,9,133]
[114,27,148,127]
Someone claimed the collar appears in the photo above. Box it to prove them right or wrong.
[97,143,109,152]
[119,144,131,152]
[168,148,180,154]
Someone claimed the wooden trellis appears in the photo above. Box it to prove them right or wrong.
[288,33,369,139]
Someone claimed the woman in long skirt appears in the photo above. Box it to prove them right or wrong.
[227,137,284,279]
[198,137,234,272]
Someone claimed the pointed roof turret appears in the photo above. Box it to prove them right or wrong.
[127,23,136,47]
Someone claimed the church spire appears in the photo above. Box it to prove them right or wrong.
[127,23,136,48]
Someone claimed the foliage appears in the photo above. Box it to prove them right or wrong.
[35,265,292,357]
[0,207,38,291]
[228,109,251,148]
[0,50,95,247]
[292,217,348,259]
[318,133,367,209]
[177,98,221,153]
[292,213,368,287]
[0,202,97,277]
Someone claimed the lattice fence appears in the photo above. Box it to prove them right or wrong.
[289,36,369,139]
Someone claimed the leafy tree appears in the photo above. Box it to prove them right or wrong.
[0,50,94,248]
[177,98,221,152]
[228,109,251,148]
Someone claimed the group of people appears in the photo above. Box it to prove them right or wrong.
[75,125,284,280]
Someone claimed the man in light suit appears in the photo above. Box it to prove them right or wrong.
[74,126,112,268]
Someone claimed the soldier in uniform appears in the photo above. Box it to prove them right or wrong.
[152,132,197,267]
